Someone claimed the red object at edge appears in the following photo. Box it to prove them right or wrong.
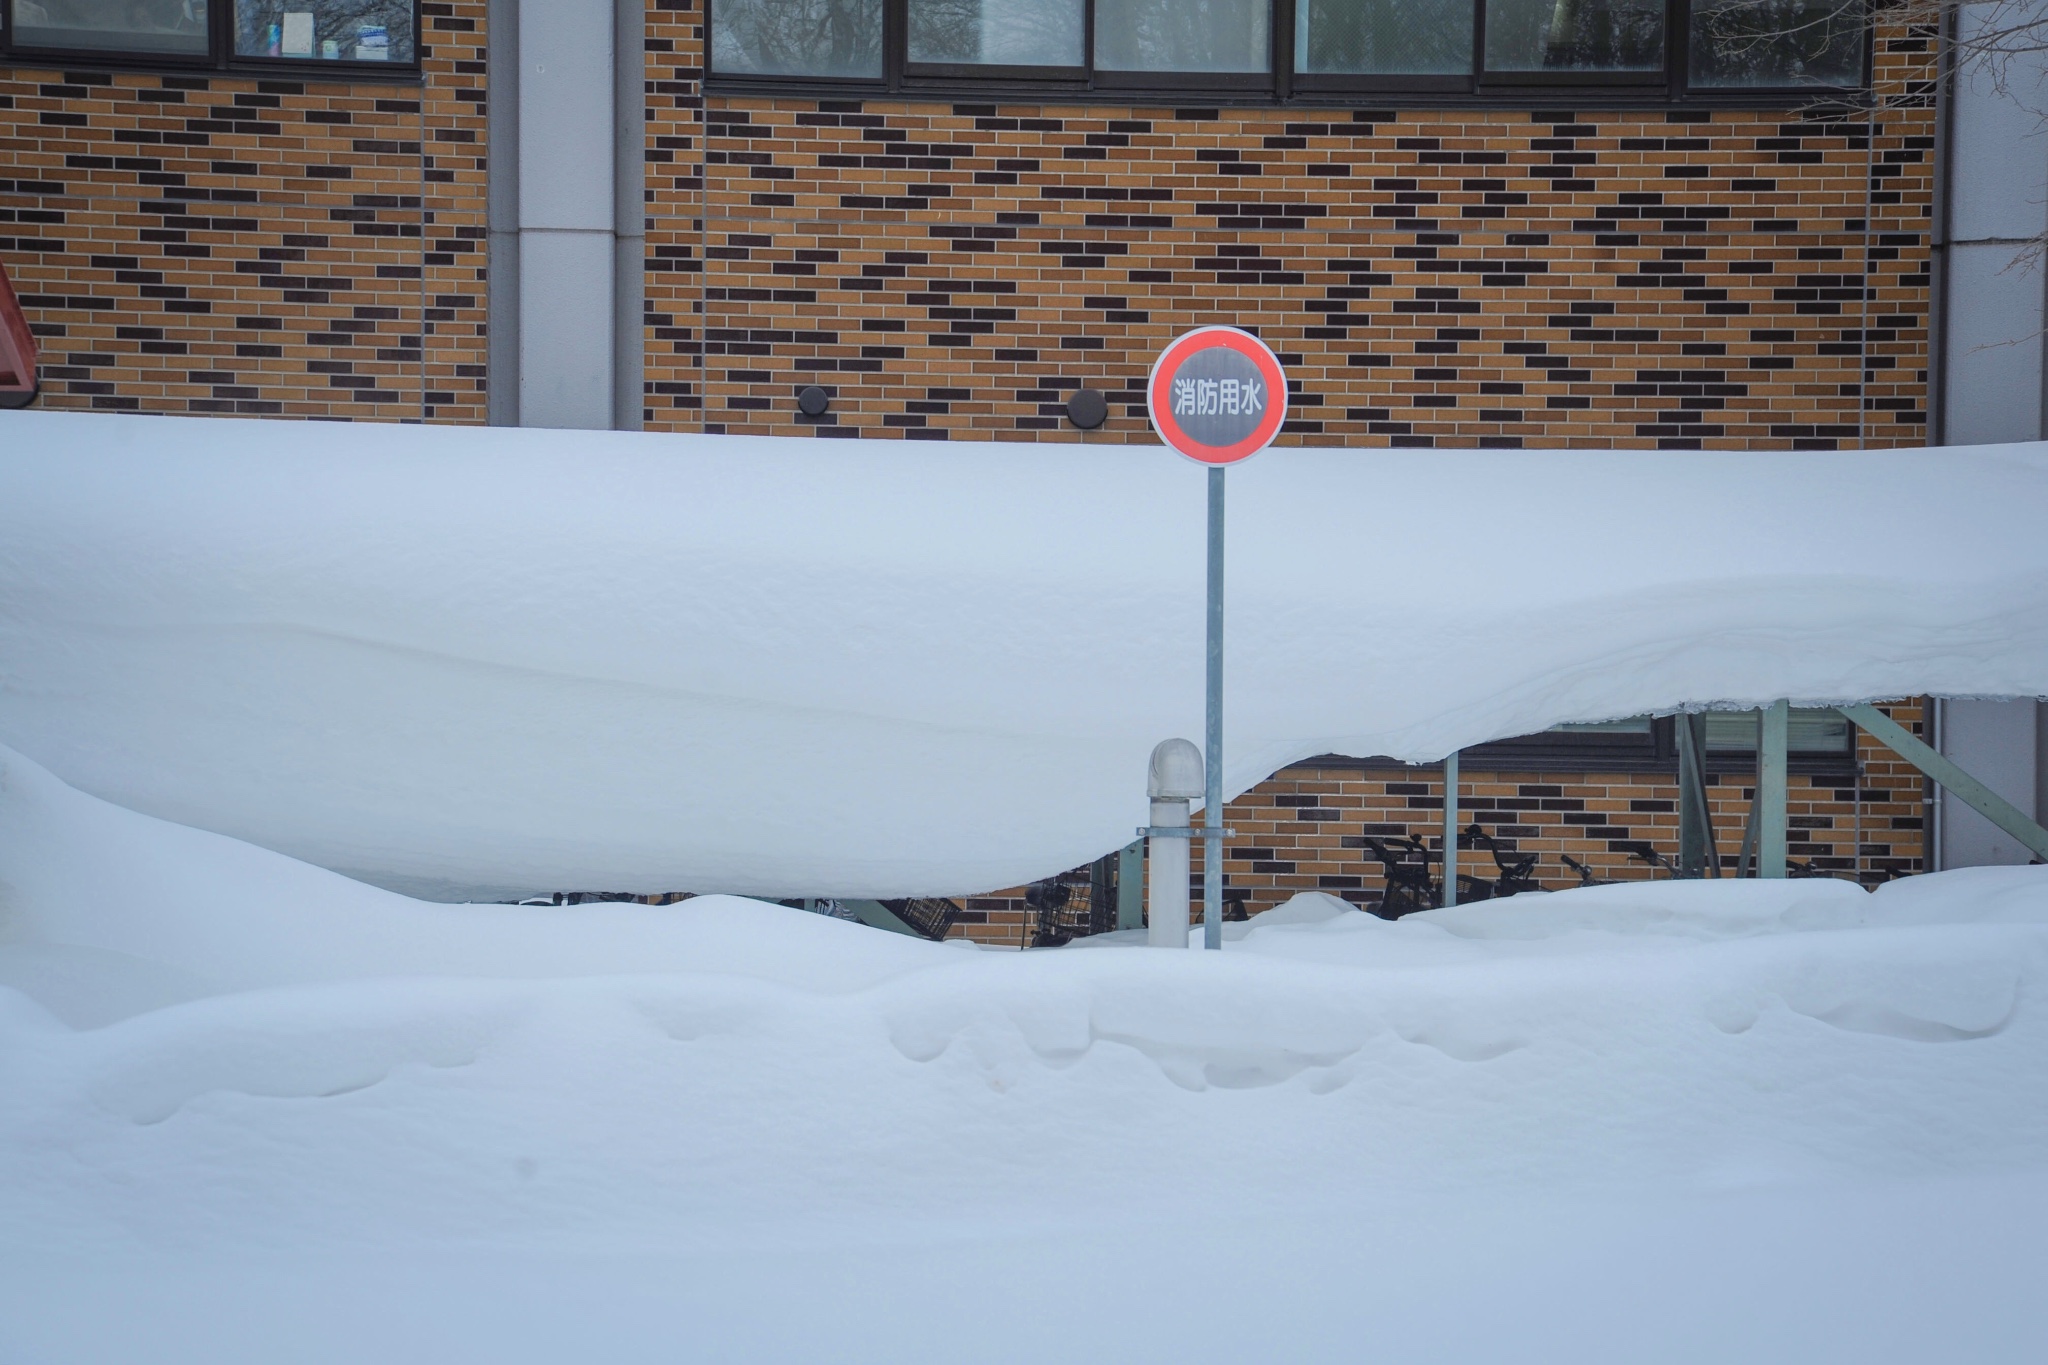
[0,259,39,403]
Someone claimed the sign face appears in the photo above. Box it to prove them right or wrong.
[1146,326,1288,465]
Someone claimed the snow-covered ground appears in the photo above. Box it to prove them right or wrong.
[6,410,2048,899]
[4,742,2044,1362]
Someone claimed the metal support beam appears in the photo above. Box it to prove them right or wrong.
[1839,703,2048,863]
[1676,713,1718,877]
[1441,750,1460,907]
[1758,700,1789,878]
[1116,839,1144,931]
[838,898,923,938]
[1736,788,1759,878]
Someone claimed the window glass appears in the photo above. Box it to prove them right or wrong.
[1703,708,1852,755]
[1483,0,1664,72]
[1094,0,1270,74]
[9,0,210,55]
[1297,0,1472,76]
[909,0,1083,67]
[1552,717,1655,734]
[233,1,413,62]
[712,0,885,77]
[1688,0,1862,87]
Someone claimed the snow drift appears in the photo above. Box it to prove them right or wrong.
[3,741,2046,1362]
[3,409,2046,897]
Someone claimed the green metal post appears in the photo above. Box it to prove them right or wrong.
[1441,750,1460,907]
[1116,838,1145,931]
[1758,700,1789,878]
[1676,713,1716,877]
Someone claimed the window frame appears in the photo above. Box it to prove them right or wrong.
[1472,0,1676,91]
[0,0,424,77]
[1296,709,1859,776]
[704,0,1873,104]
[901,0,1090,87]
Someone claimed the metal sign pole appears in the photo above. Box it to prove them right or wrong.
[1204,465,1225,950]
[1146,324,1284,951]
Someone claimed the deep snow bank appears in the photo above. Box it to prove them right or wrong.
[3,739,2045,1221]
[4,410,2048,896]
[5,744,2047,1362]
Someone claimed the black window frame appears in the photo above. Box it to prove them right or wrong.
[706,0,1872,104]
[1472,0,1674,92]
[0,0,424,78]
[1295,709,1859,776]
[901,0,1089,88]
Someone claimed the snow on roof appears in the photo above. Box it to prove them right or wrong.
[2,408,2044,897]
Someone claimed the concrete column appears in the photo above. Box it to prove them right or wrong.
[1933,3,2048,866]
[1939,2,2048,448]
[486,0,520,426]
[485,0,645,431]
[614,0,645,431]
[517,0,614,430]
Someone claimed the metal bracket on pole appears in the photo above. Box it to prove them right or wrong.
[1837,703,2048,863]
[1758,700,1789,879]
[1116,838,1145,932]
[1441,750,1460,908]
[1139,826,1235,840]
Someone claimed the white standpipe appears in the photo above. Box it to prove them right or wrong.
[1146,739,1204,948]
[1148,796,1191,947]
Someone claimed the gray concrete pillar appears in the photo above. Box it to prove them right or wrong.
[613,0,645,431]
[1939,1,2048,447]
[485,0,644,431]
[1932,3,2048,866]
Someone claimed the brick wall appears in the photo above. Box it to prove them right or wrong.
[639,19,1943,940]
[648,14,1935,449]
[0,1,487,421]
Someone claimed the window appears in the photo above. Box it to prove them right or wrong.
[1301,708,1858,775]
[1688,0,1864,87]
[1457,709,1851,770]
[1297,0,1472,79]
[909,0,1082,70]
[706,0,1869,97]
[1483,0,1665,76]
[712,0,883,78]
[1703,706,1853,757]
[232,2,415,65]
[10,0,209,56]
[1094,0,1270,75]
[3,0,419,69]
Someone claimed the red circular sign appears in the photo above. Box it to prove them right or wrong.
[1146,326,1288,465]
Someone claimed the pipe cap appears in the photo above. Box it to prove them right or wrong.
[1148,738,1205,800]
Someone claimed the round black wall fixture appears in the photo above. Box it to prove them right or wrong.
[796,385,831,418]
[1065,387,1107,430]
